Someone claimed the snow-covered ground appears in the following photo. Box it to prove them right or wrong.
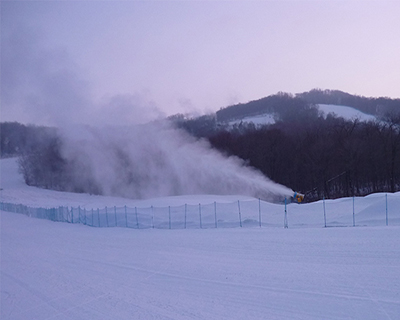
[317,104,377,122]
[1,158,400,319]
[227,113,276,127]
[225,104,377,127]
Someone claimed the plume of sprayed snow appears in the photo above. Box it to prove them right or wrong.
[4,24,293,201]
[60,121,293,202]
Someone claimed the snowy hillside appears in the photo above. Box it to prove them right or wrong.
[227,113,276,126]
[318,104,377,122]
[225,104,377,127]
[1,157,400,320]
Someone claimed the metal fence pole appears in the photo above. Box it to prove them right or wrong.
[184,204,187,229]
[386,193,388,226]
[151,206,154,229]
[199,204,202,229]
[238,200,242,228]
[214,202,217,228]
[284,198,288,228]
[352,196,355,227]
[125,205,128,228]
[169,206,171,230]
[135,207,139,229]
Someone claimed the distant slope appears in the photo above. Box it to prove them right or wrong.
[297,88,400,116]
[216,89,399,124]
[317,104,377,122]
[216,93,310,122]
[225,104,377,127]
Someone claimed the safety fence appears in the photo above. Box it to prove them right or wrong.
[1,193,398,229]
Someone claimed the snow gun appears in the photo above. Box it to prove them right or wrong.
[293,192,305,203]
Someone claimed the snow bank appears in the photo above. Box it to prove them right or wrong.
[317,104,377,122]
[1,154,400,319]
[1,211,400,320]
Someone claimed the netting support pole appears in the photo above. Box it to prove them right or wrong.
[135,207,139,229]
[105,206,109,227]
[151,206,154,229]
[238,200,242,228]
[323,196,326,228]
[169,206,171,230]
[284,198,288,229]
[125,205,128,228]
[386,194,388,226]
[353,196,355,227]
[199,204,202,229]
[184,204,187,229]
[214,202,217,228]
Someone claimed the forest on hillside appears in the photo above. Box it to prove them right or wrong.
[173,92,400,201]
[208,114,400,201]
[215,89,400,122]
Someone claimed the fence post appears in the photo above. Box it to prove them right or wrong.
[199,204,202,229]
[97,208,100,227]
[238,200,242,228]
[125,205,128,228]
[84,208,87,225]
[323,196,326,228]
[114,206,117,227]
[105,206,109,227]
[184,204,187,229]
[214,202,217,228]
[91,208,94,226]
[78,206,81,224]
[386,193,388,226]
[284,198,288,228]
[353,196,355,227]
[135,207,139,229]
[71,207,74,224]
[258,198,262,227]
[151,206,154,229]
[169,206,171,230]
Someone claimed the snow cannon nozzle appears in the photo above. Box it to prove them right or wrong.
[293,192,304,203]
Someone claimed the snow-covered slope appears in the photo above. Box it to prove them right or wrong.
[227,113,276,126]
[224,104,377,127]
[317,104,377,122]
[1,157,400,320]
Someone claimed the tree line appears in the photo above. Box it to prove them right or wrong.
[207,114,400,201]
[216,89,400,123]
[297,89,400,116]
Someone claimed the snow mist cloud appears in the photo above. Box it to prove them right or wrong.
[60,122,293,201]
[3,24,293,201]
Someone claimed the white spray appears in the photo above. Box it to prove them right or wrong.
[3,28,294,202]
[60,121,293,202]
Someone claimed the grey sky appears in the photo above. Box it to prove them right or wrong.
[1,0,400,126]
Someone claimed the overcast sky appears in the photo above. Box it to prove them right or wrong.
[1,0,400,126]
